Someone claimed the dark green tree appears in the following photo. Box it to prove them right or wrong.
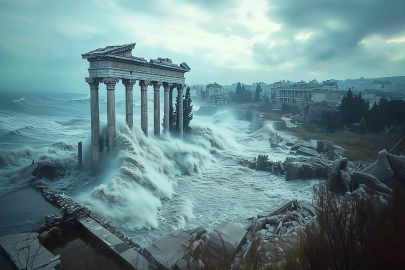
[340,89,368,125]
[183,87,193,133]
[254,83,262,102]
[263,93,270,105]
[173,91,181,132]
[359,116,367,134]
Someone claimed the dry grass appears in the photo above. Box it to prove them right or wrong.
[266,181,405,270]
[289,128,405,160]
[188,234,263,270]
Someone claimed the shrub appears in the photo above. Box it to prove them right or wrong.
[281,104,300,114]
[279,181,405,270]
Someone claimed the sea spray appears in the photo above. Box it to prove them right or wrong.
[81,122,226,230]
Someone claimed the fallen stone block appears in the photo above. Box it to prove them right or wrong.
[258,199,292,218]
[352,171,393,197]
[290,143,301,151]
[296,146,319,157]
[188,226,207,239]
[301,203,316,216]
[278,226,287,235]
[359,184,392,202]
[272,121,287,130]
[0,233,58,270]
[208,221,247,260]
[361,149,394,183]
[78,217,148,270]
[145,229,192,270]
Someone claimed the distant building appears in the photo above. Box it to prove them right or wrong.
[274,83,314,104]
[206,82,222,99]
[320,80,338,91]
[204,82,227,105]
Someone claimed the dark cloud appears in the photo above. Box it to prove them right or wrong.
[267,0,405,39]
[251,0,405,76]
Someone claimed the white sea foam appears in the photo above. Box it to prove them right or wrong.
[79,122,228,230]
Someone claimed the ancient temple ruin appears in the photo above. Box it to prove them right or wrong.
[82,43,190,163]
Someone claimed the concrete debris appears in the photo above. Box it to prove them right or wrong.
[0,233,59,270]
[240,155,286,174]
[296,146,319,157]
[258,199,292,218]
[272,121,287,131]
[285,157,330,181]
[208,221,247,260]
[361,150,394,183]
[145,229,192,270]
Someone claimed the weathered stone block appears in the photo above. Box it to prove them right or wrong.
[208,221,247,260]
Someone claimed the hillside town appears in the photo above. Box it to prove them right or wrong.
[191,76,405,107]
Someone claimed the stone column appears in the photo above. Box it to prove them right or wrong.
[163,83,172,132]
[86,77,102,163]
[177,84,184,138]
[122,79,136,130]
[169,86,173,113]
[103,77,119,149]
[139,80,151,136]
[152,82,162,137]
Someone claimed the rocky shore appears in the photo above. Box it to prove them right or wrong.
[2,136,404,270]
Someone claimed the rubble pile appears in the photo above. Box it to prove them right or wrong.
[240,154,286,174]
[235,199,317,265]
[329,149,405,203]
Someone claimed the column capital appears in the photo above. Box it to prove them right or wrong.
[122,79,137,88]
[176,84,185,92]
[85,77,102,90]
[152,81,163,89]
[139,80,152,86]
[163,82,173,91]
[139,80,152,91]
[103,77,120,90]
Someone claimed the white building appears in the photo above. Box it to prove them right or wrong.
[320,80,338,91]
[274,83,313,103]
[206,82,222,99]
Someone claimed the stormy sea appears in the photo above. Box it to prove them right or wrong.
[0,92,317,246]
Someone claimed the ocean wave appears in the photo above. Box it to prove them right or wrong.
[12,98,25,103]
[81,122,220,230]
[70,95,90,103]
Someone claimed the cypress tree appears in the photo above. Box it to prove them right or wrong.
[183,87,193,133]
[254,83,262,102]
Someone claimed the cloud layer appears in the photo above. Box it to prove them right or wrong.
[0,0,404,92]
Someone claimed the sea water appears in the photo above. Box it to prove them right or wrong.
[0,92,317,245]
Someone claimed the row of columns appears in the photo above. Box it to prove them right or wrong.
[86,77,184,163]
[279,90,305,97]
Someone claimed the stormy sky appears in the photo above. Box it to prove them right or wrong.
[0,0,404,93]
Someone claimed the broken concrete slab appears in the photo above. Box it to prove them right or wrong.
[296,146,319,157]
[361,149,394,183]
[208,221,247,260]
[175,258,188,270]
[145,229,192,270]
[188,226,206,239]
[120,248,149,270]
[258,199,292,218]
[301,203,316,216]
[0,233,57,270]
[78,217,148,270]
[352,171,393,196]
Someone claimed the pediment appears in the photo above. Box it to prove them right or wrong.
[82,43,136,59]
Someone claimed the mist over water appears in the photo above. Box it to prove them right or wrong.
[0,92,317,245]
